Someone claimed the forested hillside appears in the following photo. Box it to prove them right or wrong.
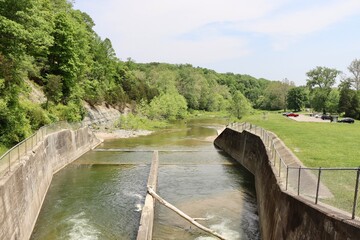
[0,0,277,149]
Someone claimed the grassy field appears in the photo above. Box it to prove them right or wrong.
[242,111,360,216]
[242,112,360,167]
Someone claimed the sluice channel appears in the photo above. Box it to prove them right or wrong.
[30,119,260,240]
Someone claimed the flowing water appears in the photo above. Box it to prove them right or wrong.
[31,118,260,240]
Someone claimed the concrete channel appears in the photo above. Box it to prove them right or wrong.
[214,127,360,239]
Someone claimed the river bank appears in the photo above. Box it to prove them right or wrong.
[94,129,153,140]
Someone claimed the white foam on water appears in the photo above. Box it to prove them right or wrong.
[123,191,144,212]
[135,203,142,212]
[195,219,241,240]
[67,212,100,240]
[123,191,143,200]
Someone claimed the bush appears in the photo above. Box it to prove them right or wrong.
[0,101,32,146]
[115,113,168,130]
[48,102,85,122]
[23,101,51,130]
[142,92,188,120]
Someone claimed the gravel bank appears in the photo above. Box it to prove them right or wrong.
[94,129,153,140]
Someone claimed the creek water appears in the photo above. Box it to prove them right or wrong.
[30,118,260,240]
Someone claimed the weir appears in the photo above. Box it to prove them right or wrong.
[26,118,259,240]
[136,151,227,240]
[137,150,159,240]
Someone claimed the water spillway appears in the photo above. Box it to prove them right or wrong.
[30,119,260,239]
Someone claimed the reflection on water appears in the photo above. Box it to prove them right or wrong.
[31,118,259,240]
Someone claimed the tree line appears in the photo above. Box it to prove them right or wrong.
[1,0,358,150]
[0,0,272,148]
[264,60,360,118]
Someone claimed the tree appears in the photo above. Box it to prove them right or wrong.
[306,66,340,89]
[177,68,206,110]
[338,80,360,118]
[287,87,308,112]
[325,89,339,114]
[228,91,252,119]
[348,59,360,90]
[306,66,341,113]
[260,81,293,111]
[44,74,63,106]
[142,91,188,120]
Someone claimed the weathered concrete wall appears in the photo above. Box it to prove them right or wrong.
[214,128,360,240]
[0,127,101,240]
[137,151,159,240]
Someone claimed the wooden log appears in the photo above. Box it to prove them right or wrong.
[147,187,227,240]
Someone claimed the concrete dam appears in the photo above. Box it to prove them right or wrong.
[0,119,359,239]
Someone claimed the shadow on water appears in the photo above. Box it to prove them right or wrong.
[30,118,259,240]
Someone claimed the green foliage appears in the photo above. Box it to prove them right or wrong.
[325,89,339,114]
[115,113,168,130]
[348,58,360,90]
[48,102,85,122]
[0,100,32,146]
[338,81,360,118]
[141,92,188,120]
[44,74,63,105]
[259,81,293,110]
[23,100,51,130]
[0,0,275,148]
[82,79,104,105]
[306,66,341,89]
[306,66,341,113]
[228,91,252,119]
[287,87,308,111]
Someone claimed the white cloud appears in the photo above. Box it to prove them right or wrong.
[138,36,250,64]
[81,0,360,59]
[235,0,360,50]
[74,0,360,84]
[78,0,288,61]
[237,0,360,37]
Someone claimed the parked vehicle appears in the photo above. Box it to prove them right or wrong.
[321,115,332,120]
[286,113,299,117]
[338,117,355,123]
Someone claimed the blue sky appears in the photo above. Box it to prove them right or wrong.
[73,0,360,86]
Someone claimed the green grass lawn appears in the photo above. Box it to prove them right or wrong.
[242,111,360,216]
[242,112,360,167]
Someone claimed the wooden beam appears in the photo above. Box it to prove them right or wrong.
[147,187,227,240]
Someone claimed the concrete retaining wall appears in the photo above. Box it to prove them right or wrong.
[0,127,101,240]
[214,128,360,240]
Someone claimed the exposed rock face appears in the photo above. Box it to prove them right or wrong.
[24,79,46,104]
[82,102,123,126]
